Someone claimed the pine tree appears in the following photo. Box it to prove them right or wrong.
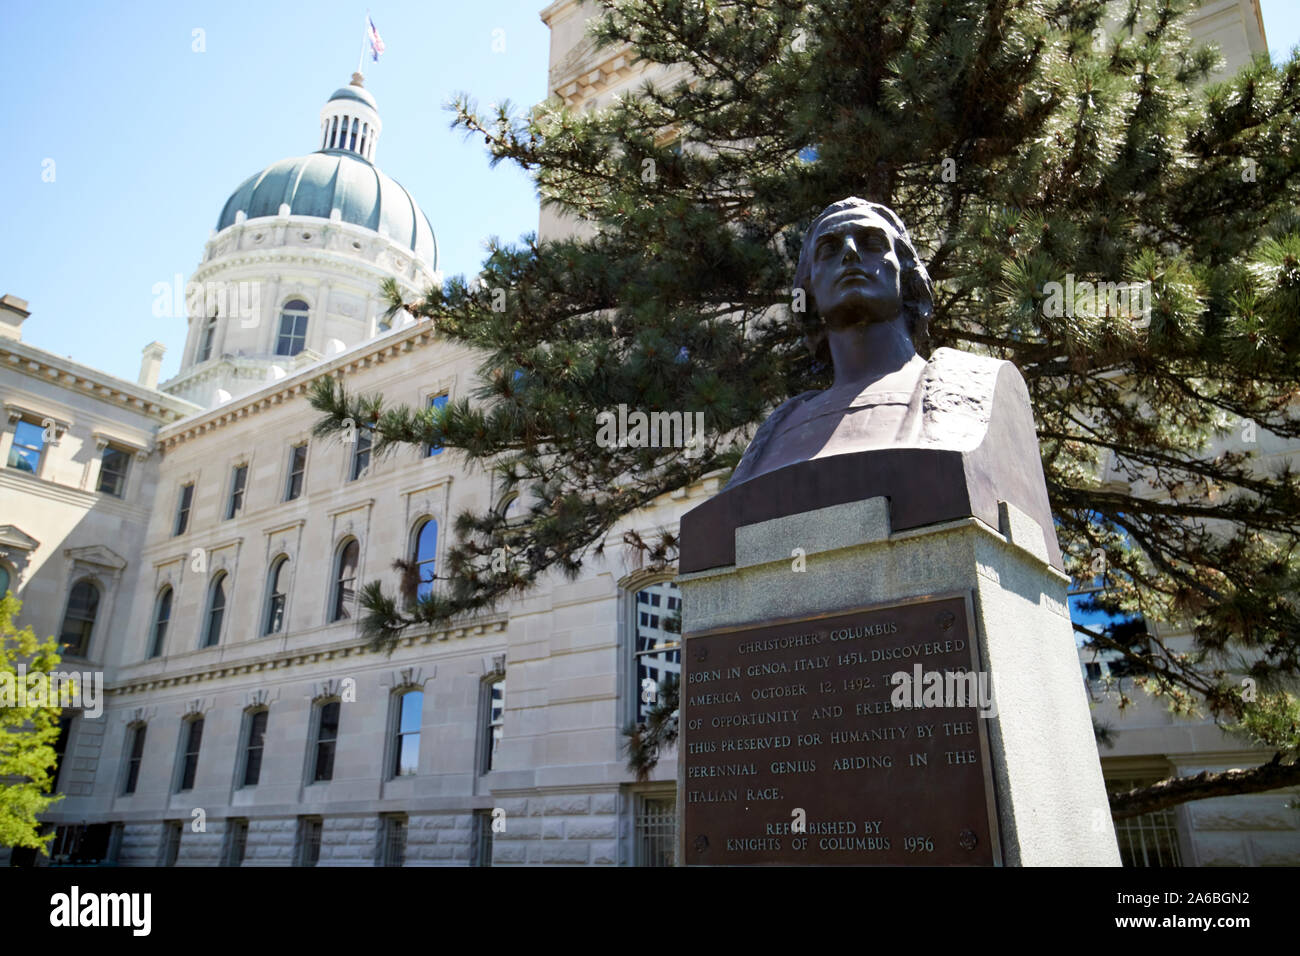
[0,595,65,855]
[310,0,1300,815]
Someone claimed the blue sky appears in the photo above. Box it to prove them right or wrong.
[2,1,1297,385]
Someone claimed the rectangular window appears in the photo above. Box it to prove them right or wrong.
[426,392,449,456]
[122,724,147,795]
[285,444,307,500]
[177,718,203,792]
[472,810,494,867]
[173,482,194,536]
[226,819,249,867]
[350,430,371,481]
[392,691,422,778]
[479,677,504,774]
[6,419,45,474]
[161,821,183,867]
[226,464,248,519]
[51,823,120,865]
[381,815,407,867]
[297,817,323,866]
[242,710,268,787]
[634,793,677,867]
[312,701,340,782]
[97,446,130,497]
[633,582,682,724]
[1108,775,1183,867]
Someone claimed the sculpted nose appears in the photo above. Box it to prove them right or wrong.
[841,236,862,263]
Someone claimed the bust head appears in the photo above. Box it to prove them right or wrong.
[793,198,934,365]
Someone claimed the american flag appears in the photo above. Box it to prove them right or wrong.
[367,16,385,61]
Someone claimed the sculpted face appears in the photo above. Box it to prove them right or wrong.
[807,208,904,331]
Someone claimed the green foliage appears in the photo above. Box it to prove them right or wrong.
[0,595,64,854]
[310,0,1300,785]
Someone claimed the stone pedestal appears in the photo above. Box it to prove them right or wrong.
[676,495,1121,866]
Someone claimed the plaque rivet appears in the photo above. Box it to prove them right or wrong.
[959,830,978,851]
[694,834,709,853]
[695,646,708,662]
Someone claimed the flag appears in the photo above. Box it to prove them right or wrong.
[367,16,385,61]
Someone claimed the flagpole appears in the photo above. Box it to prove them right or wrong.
[357,11,369,75]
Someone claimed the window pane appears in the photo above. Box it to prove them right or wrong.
[244,711,267,786]
[98,446,130,497]
[399,691,423,734]
[395,734,419,777]
[426,393,448,456]
[286,444,307,500]
[276,301,310,356]
[634,580,681,723]
[7,421,45,473]
[414,520,437,601]
[150,588,172,658]
[60,581,99,656]
[174,483,193,535]
[180,719,203,791]
[350,431,371,480]
[334,542,358,620]
[227,465,247,518]
[205,577,226,646]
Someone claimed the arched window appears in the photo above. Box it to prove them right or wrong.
[411,519,437,603]
[329,115,339,149]
[202,573,228,648]
[359,123,368,157]
[331,539,359,622]
[628,578,682,724]
[59,579,100,657]
[275,299,309,356]
[349,117,359,152]
[0,563,11,598]
[265,556,289,635]
[149,586,173,658]
[197,314,217,362]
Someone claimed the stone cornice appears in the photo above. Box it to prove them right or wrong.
[155,322,449,451]
[107,615,509,697]
[191,245,432,296]
[0,339,199,422]
[198,216,435,290]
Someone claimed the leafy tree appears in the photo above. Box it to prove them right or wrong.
[0,595,64,855]
[310,0,1300,815]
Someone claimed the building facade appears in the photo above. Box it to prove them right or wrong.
[1,0,1296,866]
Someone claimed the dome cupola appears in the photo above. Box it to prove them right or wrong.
[320,72,381,163]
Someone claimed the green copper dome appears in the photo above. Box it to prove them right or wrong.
[216,151,437,268]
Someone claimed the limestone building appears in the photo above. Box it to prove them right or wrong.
[1,0,1296,867]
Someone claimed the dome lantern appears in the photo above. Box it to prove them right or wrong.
[320,72,382,163]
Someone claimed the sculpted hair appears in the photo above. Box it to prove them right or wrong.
[793,197,935,365]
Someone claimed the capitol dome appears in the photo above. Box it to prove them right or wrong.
[215,74,437,269]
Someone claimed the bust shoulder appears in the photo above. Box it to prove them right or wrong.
[724,389,820,488]
[917,347,1026,450]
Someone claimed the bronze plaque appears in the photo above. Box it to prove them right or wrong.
[680,593,1000,865]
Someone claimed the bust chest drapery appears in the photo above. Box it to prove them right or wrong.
[726,348,1007,489]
